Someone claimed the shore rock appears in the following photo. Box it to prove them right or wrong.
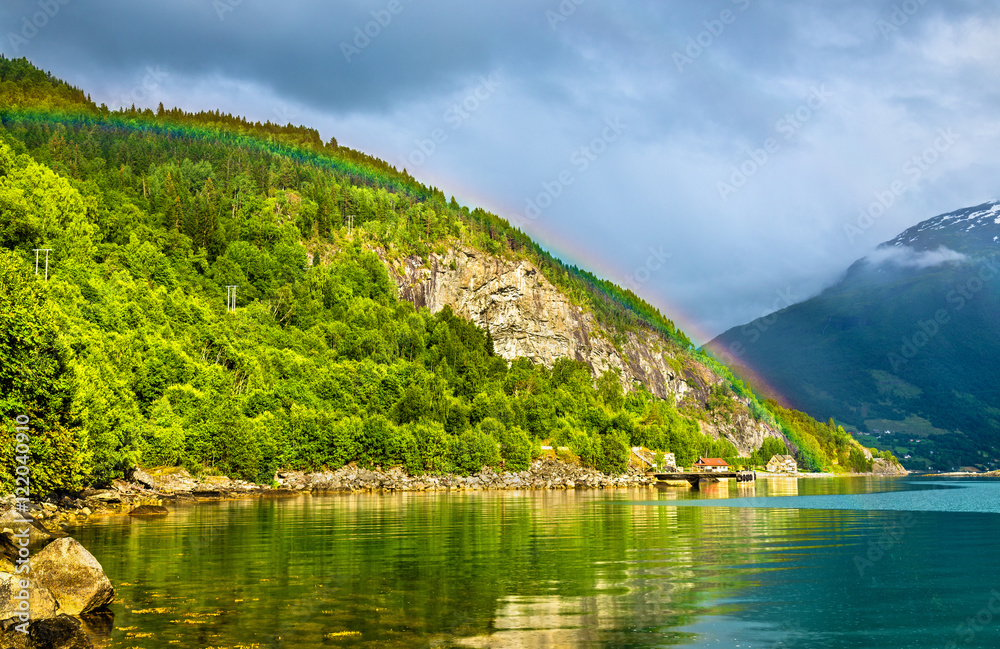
[0,571,60,620]
[282,460,658,493]
[28,538,115,616]
[128,505,168,516]
[0,510,58,549]
[129,468,157,490]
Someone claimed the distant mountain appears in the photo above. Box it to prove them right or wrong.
[710,201,1000,471]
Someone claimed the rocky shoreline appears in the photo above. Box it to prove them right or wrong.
[2,457,910,533]
[2,461,658,531]
[276,460,659,493]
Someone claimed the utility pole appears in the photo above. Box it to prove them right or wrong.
[346,214,355,236]
[33,249,52,281]
[226,286,237,312]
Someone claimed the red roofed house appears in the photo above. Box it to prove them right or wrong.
[693,458,729,473]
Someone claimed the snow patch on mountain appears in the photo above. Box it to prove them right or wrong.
[884,200,1000,252]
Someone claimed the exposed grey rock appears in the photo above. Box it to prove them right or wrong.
[872,457,908,476]
[0,510,57,549]
[128,505,168,516]
[83,492,120,504]
[28,538,115,617]
[295,460,656,493]
[385,246,788,456]
[129,467,157,490]
[0,570,60,621]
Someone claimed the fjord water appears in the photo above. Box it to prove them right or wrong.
[72,478,1000,648]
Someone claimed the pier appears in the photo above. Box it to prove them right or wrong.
[651,470,757,487]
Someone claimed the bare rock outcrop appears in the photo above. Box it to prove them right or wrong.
[385,246,787,454]
[390,248,691,398]
[872,457,908,476]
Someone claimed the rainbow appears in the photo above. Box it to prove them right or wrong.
[0,106,429,199]
[2,104,789,405]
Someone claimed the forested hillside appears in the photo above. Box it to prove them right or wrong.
[0,57,883,494]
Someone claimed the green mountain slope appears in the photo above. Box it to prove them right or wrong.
[0,57,880,493]
[711,202,1000,471]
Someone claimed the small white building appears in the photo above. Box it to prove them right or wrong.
[693,458,729,473]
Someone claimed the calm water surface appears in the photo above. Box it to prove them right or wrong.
[72,477,1000,648]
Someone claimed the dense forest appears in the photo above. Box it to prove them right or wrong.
[0,57,887,495]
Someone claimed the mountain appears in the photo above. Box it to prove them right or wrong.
[710,201,1000,471]
[0,57,899,494]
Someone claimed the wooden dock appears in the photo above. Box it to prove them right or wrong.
[651,470,756,487]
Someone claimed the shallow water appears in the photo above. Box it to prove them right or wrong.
[72,476,1000,648]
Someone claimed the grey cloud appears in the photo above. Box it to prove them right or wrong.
[865,245,968,269]
[3,0,1000,338]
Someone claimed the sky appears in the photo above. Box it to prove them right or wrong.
[4,0,1000,341]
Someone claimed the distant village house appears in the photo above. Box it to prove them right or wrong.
[766,454,798,473]
[693,458,729,473]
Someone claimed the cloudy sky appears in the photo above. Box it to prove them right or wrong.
[4,0,1000,340]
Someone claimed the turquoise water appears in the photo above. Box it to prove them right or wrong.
[72,477,1000,648]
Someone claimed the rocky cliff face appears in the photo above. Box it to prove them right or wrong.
[383,246,785,455]
[871,457,908,476]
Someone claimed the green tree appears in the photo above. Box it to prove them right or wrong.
[499,425,533,472]
[597,429,630,475]
[0,250,90,494]
[454,426,501,475]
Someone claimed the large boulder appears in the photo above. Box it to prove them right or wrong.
[27,539,115,616]
[0,570,60,620]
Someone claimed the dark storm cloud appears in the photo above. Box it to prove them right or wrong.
[4,0,1000,338]
[3,0,569,112]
